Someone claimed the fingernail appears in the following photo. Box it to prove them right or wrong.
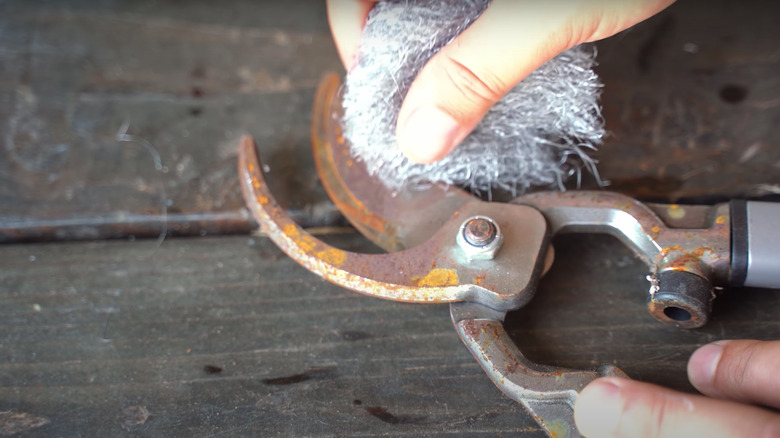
[574,378,623,436]
[397,106,461,164]
[688,341,725,394]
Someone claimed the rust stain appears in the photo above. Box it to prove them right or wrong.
[312,139,394,245]
[715,215,726,224]
[667,204,686,220]
[414,268,459,287]
[298,234,317,252]
[309,74,396,247]
[315,248,347,267]
[282,223,299,238]
[659,245,683,257]
[660,243,723,271]
[282,223,316,252]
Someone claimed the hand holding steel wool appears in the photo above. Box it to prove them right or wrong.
[327,0,674,194]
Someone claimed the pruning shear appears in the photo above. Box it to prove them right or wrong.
[237,74,780,437]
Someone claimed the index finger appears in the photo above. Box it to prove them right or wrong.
[326,0,379,70]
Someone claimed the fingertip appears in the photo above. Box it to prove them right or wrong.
[326,0,374,71]
[688,341,726,396]
[574,377,625,437]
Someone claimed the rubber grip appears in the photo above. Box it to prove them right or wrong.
[744,201,780,288]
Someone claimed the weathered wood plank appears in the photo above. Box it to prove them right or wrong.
[594,0,780,200]
[1,233,778,436]
[2,0,780,242]
[0,0,343,241]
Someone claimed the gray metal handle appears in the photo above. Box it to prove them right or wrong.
[732,201,780,288]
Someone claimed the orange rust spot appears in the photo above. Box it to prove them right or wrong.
[255,194,269,205]
[474,273,487,286]
[283,223,299,238]
[413,268,459,287]
[282,224,317,252]
[315,143,391,237]
[346,159,354,167]
[315,248,346,267]
[651,226,661,234]
[659,245,684,257]
[716,215,726,225]
[667,204,685,220]
[297,234,317,252]
[333,192,386,233]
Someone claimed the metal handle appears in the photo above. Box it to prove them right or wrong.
[451,302,626,438]
[731,200,780,288]
[515,192,731,328]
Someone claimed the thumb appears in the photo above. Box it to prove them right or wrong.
[395,0,675,164]
[574,377,780,438]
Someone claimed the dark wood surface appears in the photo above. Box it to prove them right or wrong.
[2,234,779,437]
[0,0,344,242]
[2,0,779,242]
[1,0,780,436]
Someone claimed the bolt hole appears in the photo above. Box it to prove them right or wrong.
[663,306,692,322]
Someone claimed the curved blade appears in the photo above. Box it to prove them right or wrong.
[311,73,477,252]
[239,136,548,310]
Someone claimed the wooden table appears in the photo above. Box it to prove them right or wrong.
[1,1,779,436]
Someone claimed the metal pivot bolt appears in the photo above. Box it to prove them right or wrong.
[457,216,503,261]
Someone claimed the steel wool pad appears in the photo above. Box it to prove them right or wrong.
[340,0,605,195]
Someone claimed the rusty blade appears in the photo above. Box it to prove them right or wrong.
[310,73,477,252]
[238,136,549,310]
[309,73,398,250]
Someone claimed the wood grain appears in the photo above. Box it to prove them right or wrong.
[1,233,778,436]
[2,0,779,241]
[1,1,779,436]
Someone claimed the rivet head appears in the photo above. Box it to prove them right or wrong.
[457,216,503,261]
[463,218,496,247]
